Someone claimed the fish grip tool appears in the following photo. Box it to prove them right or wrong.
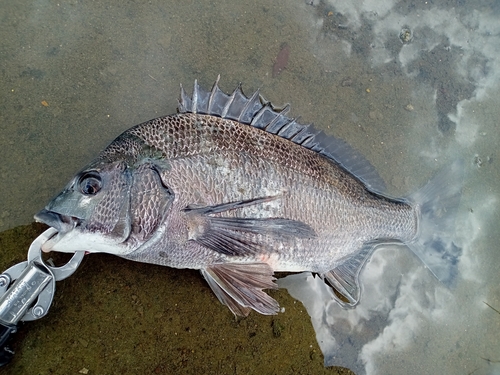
[0,228,84,366]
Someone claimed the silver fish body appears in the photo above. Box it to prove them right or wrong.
[35,78,462,316]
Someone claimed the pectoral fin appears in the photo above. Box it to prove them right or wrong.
[201,263,279,317]
[184,197,315,256]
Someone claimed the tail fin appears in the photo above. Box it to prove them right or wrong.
[406,160,464,286]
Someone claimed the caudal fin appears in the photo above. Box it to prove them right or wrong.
[406,160,464,286]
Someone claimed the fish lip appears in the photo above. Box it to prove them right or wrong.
[34,209,81,233]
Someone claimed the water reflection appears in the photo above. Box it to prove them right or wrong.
[281,1,500,374]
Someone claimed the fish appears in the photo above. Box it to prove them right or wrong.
[34,77,463,317]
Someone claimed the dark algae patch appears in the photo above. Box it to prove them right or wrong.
[0,223,353,375]
[272,42,290,77]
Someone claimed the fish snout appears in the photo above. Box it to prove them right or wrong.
[34,209,80,234]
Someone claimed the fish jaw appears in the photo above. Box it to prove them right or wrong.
[35,209,132,255]
[35,208,81,234]
[42,228,130,254]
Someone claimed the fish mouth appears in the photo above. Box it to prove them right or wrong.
[34,209,81,234]
[35,209,84,253]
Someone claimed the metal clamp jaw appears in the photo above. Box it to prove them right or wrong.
[0,228,84,366]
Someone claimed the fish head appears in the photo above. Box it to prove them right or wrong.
[35,124,177,256]
[35,158,136,254]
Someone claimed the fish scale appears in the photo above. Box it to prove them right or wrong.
[35,78,462,315]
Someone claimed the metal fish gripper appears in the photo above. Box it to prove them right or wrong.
[0,228,84,366]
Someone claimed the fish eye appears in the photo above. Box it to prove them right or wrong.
[78,172,102,195]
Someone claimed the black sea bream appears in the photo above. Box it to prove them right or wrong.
[35,78,462,316]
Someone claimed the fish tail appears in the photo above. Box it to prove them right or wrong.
[406,160,464,286]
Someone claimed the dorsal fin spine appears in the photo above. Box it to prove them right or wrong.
[192,80,200,114]
[208,75,221,114]
[221,83,240,118]
[250,103,271,129]
[238,88,261,123]
[178,84,190,113]
[264,106,290,134]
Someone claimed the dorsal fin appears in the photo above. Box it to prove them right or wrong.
[178,76,386,193]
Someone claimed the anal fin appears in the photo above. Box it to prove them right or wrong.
[201,263,279,317]
[323,244,376,308]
